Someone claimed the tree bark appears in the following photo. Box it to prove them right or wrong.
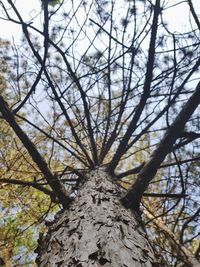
[36,169,162,266]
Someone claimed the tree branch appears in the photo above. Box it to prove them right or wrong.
[143,193,187,198]
[121,81,200,210]
[144,208,200,267]
[0,95,70,208]
[0,178,56,200]
[107,0,161,173]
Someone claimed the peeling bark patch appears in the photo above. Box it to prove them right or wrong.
[36,169,161,266]
[56,260,64,266]
[99,257,110,265]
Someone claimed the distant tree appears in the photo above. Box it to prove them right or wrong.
[0,0,200,266]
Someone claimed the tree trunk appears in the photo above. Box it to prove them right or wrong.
[35,169,161,266]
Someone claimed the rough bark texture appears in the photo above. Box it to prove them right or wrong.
[36,169,161,267]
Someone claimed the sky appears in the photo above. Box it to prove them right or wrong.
[0,0,41,42]
[0,0,199,43]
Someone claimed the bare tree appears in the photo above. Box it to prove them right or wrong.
[0,0,200,266]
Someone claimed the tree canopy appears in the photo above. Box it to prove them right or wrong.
[0,0,200,265]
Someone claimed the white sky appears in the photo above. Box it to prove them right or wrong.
[0,0,199,43]
[0,0,41,42]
